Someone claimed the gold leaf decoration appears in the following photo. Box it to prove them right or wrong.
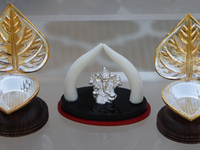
[155,13,200,80]
[0,3,49,72]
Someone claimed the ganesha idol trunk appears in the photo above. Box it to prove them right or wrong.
[155,13,200,143]
[0,4,49,137]
[58,44,150,126]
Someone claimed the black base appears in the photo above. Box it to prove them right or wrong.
[61,87,147,121]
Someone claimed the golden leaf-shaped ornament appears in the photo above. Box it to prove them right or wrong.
[155,14,200,121]
[0,3,49,72]
[0,4,49,114]
[155,13,200,80]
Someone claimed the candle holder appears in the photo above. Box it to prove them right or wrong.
[155,13,200,143]
[58,44,150,126]
[0,4,49,137]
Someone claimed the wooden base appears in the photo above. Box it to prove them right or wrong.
[0,97,48,137]
[157,106,200,144]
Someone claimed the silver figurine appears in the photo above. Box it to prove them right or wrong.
[89,67,122,104]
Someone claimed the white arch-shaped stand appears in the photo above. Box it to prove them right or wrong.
[64,44,143,104]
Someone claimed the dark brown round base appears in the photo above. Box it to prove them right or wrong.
[157,106,200,144]
[0,97,48,137]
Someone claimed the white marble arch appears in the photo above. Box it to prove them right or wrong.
[64,43,143,104]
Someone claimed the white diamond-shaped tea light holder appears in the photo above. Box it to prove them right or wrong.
[162,80,200,121]
[0,73,39,114]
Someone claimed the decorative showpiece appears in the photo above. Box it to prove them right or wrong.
[90,67,122,104]
[64,43,143,104]
[58,43,150,126]
[155,13,200,143]
[0,4,49,137]
[0,3,49,114]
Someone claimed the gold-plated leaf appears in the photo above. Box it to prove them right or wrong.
[155,13,200,80]
[0,3,49,72]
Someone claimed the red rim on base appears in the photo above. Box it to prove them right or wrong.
[58,100,151,126]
